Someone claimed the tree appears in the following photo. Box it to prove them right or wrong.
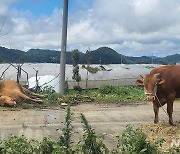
[72,49,81,87]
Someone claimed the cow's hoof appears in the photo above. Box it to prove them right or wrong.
[154,120,159,124]
[13,101,17,107]
[169,118,175,126]
[169,121,175,126]
[38,100,43,103]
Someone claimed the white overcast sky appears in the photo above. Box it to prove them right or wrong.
[0,0,180,57]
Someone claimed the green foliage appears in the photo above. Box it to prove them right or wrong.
[72,49,80,66]
[41,86,60,103]
[72,49,81,85]
[73,85,82,92]
[99,84,115,94]
[59,94,94,105]
[41,85,56,94]
[2,136,33,154]
[65,80,69,94]
[39,137,55,154]
[98,85,146,102]
[72,66,81,83]
[165,147,180,154]
[16,85,146,109]
[115,125,162,154]
[79,113,109,154]
[58,106,73,149]
[52,146,75,154]
[66,85,145,104]
[0,141,5,154]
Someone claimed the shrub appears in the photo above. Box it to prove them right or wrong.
[2,136,33,154]
[116,125,162,154]
[73,85,82,92]
[165,147,180,154]
[41,86,60,103]
[0,141,5,154]
[99,84,115,94]
[39,137,55,154]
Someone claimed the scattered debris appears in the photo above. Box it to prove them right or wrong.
[145,66,156,69]
[29,75,59,92]
[61,103,68,107]
[100,65,112,71]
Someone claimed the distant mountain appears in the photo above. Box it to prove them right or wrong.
[0,46,27,63]
[158,54,180,64]
[0,46,179,64]
[88,47,134,64]
[27,49,60,63]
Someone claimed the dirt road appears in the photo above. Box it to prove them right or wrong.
[0,101,180,148]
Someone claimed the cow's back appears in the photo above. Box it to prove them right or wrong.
[0,80,23,93]
[151,65,180,97]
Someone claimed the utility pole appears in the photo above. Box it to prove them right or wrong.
[59,0,68,94]
[151,54,154,64]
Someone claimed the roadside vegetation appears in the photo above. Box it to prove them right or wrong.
[12,84,146,109]
[0,106,178,154]
[49,84,145,105]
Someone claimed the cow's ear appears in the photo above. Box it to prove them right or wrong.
[136,79,144,85]
[154,73,161,78]
[154,73,165,85]
[157,78,165,85]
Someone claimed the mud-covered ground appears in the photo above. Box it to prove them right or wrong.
[0,101,180,150]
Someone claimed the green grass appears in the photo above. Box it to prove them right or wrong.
[97,85,146,103]
[71,85,146,103]
[10,85,146,109]
[36,85,146,107]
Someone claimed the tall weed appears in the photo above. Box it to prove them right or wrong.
[79,113,109,154]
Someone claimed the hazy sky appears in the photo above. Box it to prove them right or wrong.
[0,0,180,57]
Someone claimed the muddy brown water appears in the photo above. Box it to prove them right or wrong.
[0,101,180,149]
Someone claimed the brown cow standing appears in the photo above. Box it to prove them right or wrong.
[0,80,44,106]
[136,65,180,125]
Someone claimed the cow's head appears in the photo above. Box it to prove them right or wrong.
[136,73,165,101]
[0,96,17,106]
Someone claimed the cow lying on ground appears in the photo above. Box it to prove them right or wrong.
[0,80,44,106]
[136,65,180,125]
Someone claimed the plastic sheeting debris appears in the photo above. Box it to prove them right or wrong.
[28,75,59,93]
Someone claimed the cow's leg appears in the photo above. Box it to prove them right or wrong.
[18,92,43,103]
[22,87,45,98]
[167,93,176,125]
[167,101,174,125]
[153,102,159,124]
